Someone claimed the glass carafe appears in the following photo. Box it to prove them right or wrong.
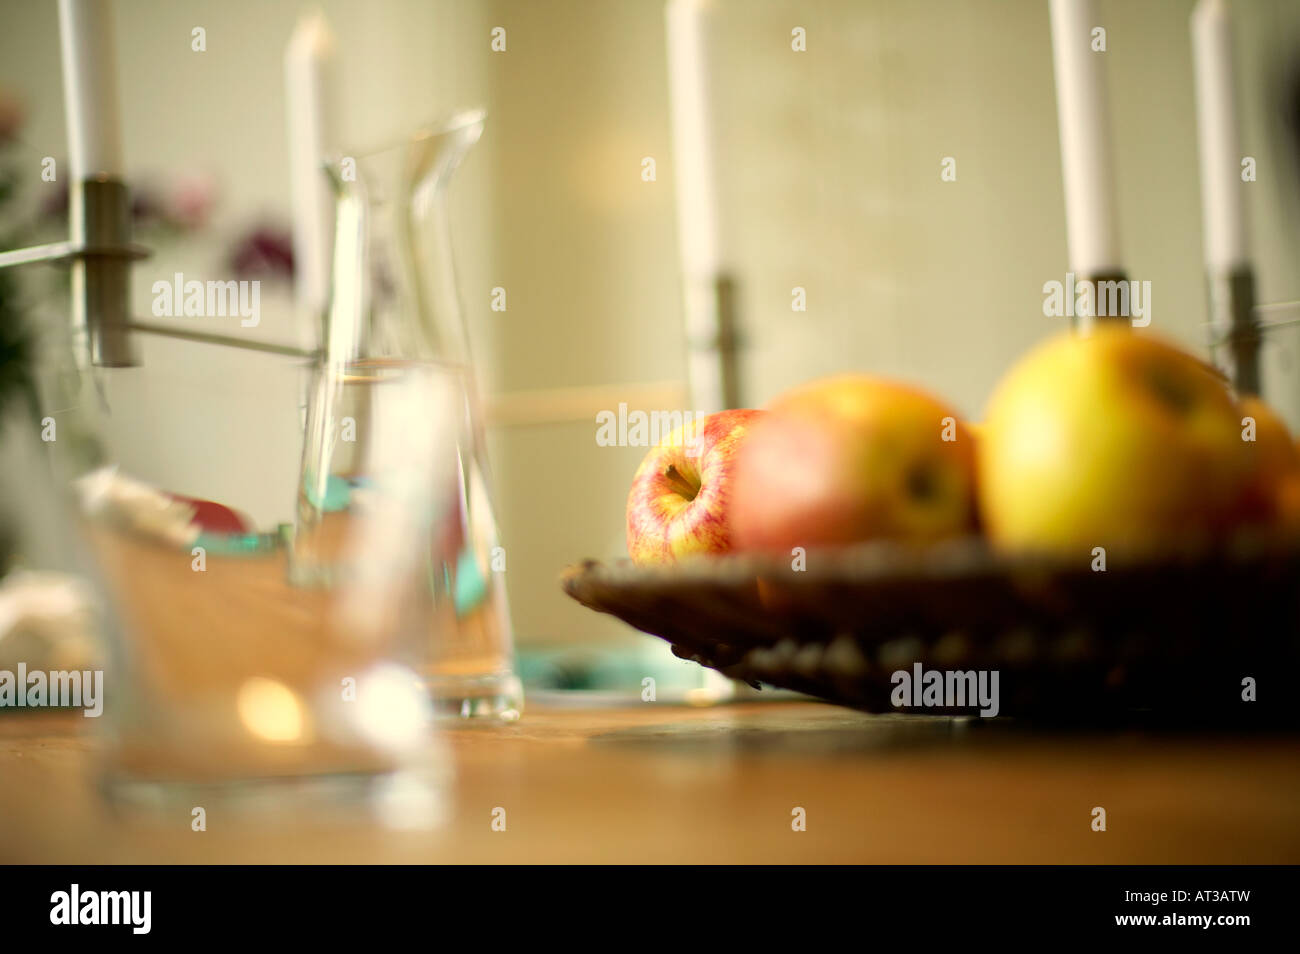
[292,111,522,722]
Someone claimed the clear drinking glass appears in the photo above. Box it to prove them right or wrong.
[0,375,449,825]
[290,111,522,722]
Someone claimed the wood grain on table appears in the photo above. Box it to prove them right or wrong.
[1,700,1298,864]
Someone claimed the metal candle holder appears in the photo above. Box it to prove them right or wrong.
[1068,271,1133,334]
[1205,266,1262,396]
[0,176,145,367]
[0,177,315,368]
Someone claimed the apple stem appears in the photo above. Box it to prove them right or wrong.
[664,464,699,501]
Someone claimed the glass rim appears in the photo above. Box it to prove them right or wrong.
[327,109,487,165]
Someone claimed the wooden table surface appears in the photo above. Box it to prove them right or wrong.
[2,699,1298,864]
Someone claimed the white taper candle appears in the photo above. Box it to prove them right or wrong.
[1048,0,1123,277]
[58,0,124,181]
[1192,0,1249,271]
[285,11,337,352]
[666,0,725,415]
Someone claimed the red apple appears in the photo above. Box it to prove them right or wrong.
[1236,394,1300,526]
[626,409,764,565]
[731,375,977,552]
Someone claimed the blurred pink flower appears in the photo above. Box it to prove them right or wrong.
[228,225,294,281]
[164,173,218,230]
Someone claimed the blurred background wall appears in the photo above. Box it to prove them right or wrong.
[2,0,1299,651]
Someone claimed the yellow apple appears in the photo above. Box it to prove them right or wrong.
[979,327,1253,559]
[730,375,978,551]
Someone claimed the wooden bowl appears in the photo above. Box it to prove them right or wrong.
[562,538,1300,723]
